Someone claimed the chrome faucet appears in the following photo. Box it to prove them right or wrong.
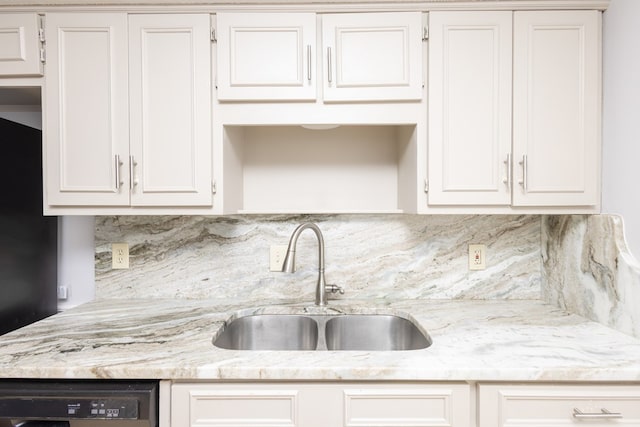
[282,223,344,306]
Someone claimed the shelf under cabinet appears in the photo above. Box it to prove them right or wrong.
[221,125,419,214]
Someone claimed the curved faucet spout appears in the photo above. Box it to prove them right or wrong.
[282,223,328,306]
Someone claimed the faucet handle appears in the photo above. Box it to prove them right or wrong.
[325,284,345,295]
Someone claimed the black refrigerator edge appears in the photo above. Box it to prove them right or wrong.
[0,117,57,335]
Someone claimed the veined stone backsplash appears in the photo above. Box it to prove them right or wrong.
[542,214,640,339]
[95,215,542,301]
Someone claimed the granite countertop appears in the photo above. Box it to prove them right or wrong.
[1,298,639,382]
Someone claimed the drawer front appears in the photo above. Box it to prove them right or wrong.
[479,384,640,426]
[343,385,470,427]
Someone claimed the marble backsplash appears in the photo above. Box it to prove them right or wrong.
[542,214,640,339]
[95,215,542,301]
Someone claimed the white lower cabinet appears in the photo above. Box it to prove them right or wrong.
[479,384,640,426]
[171,382,640,427]
[171,382,471,427]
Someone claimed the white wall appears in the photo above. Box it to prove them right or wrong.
[57,216,96,310]
[0,110,41,130]
[602,0,640,259]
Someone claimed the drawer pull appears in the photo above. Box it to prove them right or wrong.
[573,408,623,419]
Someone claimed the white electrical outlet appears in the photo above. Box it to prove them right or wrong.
[112,243,130,269]
[270,245,288,272]
[468,244,486,270]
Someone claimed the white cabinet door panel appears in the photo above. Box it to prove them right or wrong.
[343,386,470,427]
[128,14,212,206]
[44,13,130,206]
[513,10,601,206]
[428,11,512,205]
[479,384,640,426]
[0,13,42,76]
[172,382,470,427]
[216,12,317,101]
[322,12,423,101]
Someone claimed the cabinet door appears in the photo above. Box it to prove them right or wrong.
[216,12,317,101]
[44,13,130,206]
[128,14,212,206]
[340,384,471,427]
[512,11,601,207]
[322,12,423,102]
[428,11,512,205]
[0,13,42,76]
[171,383,338,427]
[479,384,640,426]
[172,382,470,427]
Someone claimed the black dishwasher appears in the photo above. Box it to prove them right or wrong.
[0,380,158,427]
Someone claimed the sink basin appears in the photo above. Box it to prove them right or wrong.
[324,315,431,351]
[213,312,431,351]
[213,315,318,350]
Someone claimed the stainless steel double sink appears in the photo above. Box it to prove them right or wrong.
[213,313,432,351]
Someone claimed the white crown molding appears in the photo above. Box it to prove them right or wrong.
[0,0,610,12]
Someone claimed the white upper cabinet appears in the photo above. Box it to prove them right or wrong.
[215,11,423,103]
[428,11,513,205]
[512,10,601,207]
[215,12,317,101]
[40,6,602,214]
[44,13,130,206]
[322,12,423,102]
[0,13,43,76]
[128,14,212,206]
[45,12,212,209]
[427,9,601,209]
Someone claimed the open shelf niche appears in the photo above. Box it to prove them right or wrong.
[221,124,419,214]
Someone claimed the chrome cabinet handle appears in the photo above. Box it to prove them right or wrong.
[307,45,312,82]
[115,155,123,190]
[503,153,512,189]
[518,154,528,191]
[573,408,622,419]
[327,47,332,84]
[129,155,138,190]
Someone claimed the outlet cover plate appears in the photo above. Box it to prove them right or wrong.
[270,245,288,272]
[469,244,486,270]
[112,243,130,269]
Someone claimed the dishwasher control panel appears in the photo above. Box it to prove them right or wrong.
[0,398,139,419]
[0,380,157,426]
